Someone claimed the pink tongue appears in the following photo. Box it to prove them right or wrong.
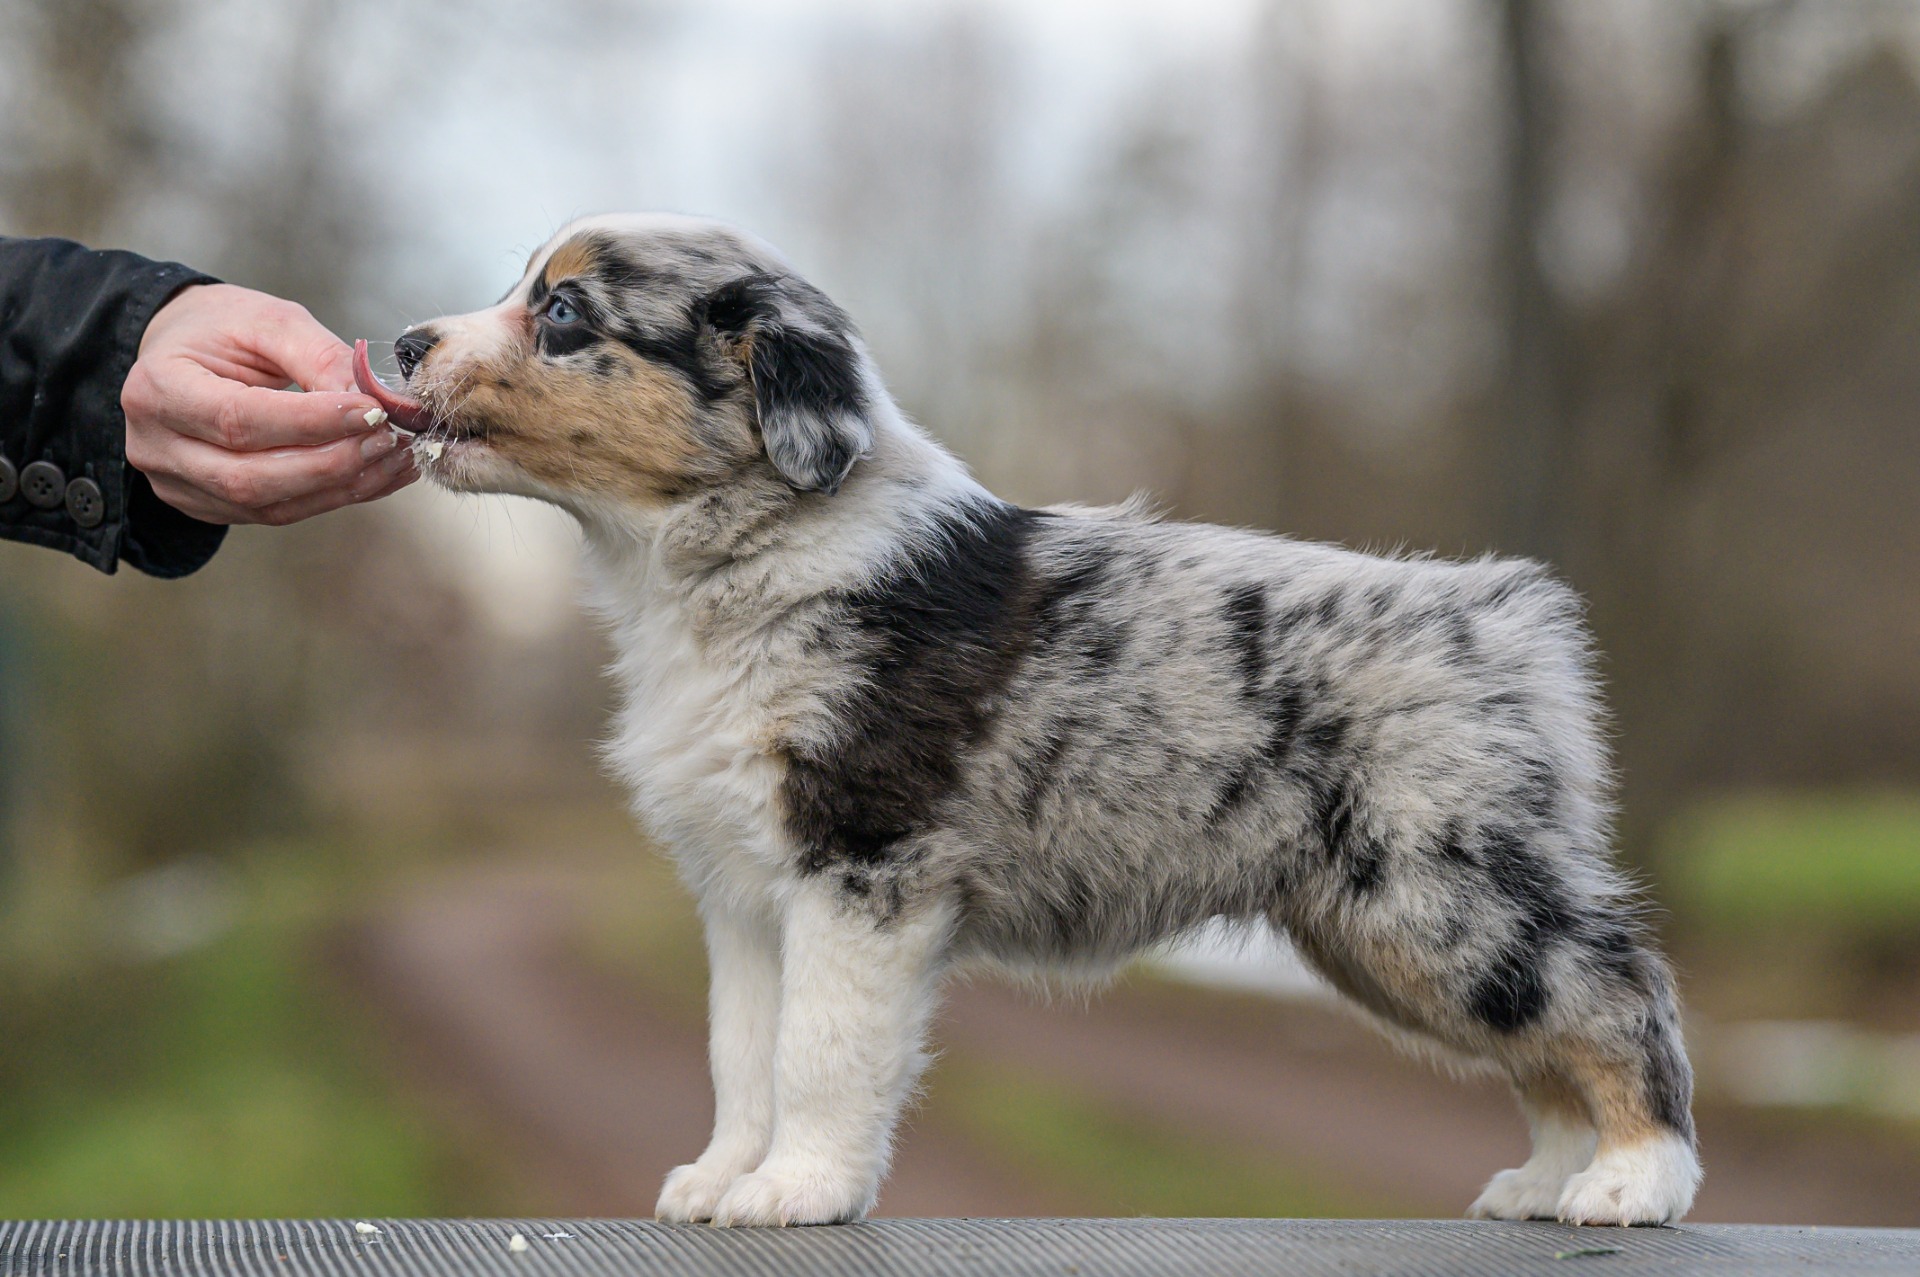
[352,339,430,431]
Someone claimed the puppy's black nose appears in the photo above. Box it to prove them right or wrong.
[393,327,440,380]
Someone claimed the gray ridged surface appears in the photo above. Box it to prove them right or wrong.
[4,1219,1919,1277]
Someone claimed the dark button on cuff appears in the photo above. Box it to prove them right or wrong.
[0,455,16,503]
[21,460,66,510]
[65,476,106,528]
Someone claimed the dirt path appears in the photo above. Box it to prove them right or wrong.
[331,868,1094,1217]
[333,866,1920,1225]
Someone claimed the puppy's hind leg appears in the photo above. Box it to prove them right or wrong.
[1469,1071,1596,1221]
[1286,824,1699,1225]
[657,901,782,1223]
[709,884,951,1227]
[1469,944,1698,1224]
[1550,976,1701,1226]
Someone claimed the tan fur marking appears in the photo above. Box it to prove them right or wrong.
[1552,1040,1662,1152]
[1288,926,1443,1032]
[542,236,601,287]
[1515,1067,1593,1126]
[456,341,726,501]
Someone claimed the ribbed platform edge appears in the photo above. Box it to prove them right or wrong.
[4,1218,1918,1277]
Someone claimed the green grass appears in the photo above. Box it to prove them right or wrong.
[1664,791,1920,937]
[935,1063,1398,1218]
[0,856,502,1218]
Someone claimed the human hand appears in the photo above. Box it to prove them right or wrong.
[122,283,417,525]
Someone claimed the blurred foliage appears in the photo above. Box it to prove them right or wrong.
[570,809,709,1023]
[933,1062,1398,1219]
[1661,792,1920,1027]
[0,847,511,1216]
[0,512,484,894]
[1668,793,1920,938]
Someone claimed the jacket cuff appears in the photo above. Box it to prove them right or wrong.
[0,247,224,577]
[112,270,229,578]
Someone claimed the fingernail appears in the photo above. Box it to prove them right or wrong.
[357,451,416,499]
[360,430,398,462]
[375,448,416,478]
[345,402,386,430]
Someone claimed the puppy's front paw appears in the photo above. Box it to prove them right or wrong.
[1469,1164,1574,1221]
[708,1160,874,1227]
[1556,1135,1701,1226]
[656,1156,755,1224]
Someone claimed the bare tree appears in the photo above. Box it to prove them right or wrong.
[1487,0,1573,561]
[0,0,163,239]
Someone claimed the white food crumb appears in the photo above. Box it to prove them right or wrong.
[507,1234,530,1254]
[353,1223,380,1237]
[363,408,388,429]
[418,439,446,462]
[541,1232,574,1241]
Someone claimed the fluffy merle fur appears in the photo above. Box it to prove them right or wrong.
[395,213,1701,1229]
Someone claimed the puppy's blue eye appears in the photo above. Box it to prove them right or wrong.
[545,295,582,325]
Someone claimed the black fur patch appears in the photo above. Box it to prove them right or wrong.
[1080,623,1126,670]
[1016,725,1076,826]
[1300,742,1387,897]
[1465,827,1577,1032]
[1314,778,1356,861]
[1446,611,1479,665]
[1206,587,1339,831]
[753,326,865,423]
[1640,1014,1696,1140]
[1283,705,1350,843]
[1514,756,1562,823]
[705,277,871,492]
[535,311,601,359]
[616,325,732,402]
[783,501,1041,874]
[1262,679,1308,763]
[1294,705,1349,762]
[1347,838,1387,895]
[588,249,662,293]
[1470,943,1549,1032]
[701,274,771,335]
[1585,918,1650,991]
[1030,550,1111,629]
[1206,760,1258,825]
[1222,584,1268,699]
[1481,828,1576,935]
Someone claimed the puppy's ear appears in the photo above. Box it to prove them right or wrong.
[703,275,873,494]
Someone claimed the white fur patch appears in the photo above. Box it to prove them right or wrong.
[1471,1109,1598,1220]
[1557,1133,1702,1226]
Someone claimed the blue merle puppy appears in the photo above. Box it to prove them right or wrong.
[365,213,1701,1227]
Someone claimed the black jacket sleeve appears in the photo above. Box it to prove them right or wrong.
[0,237,227,577]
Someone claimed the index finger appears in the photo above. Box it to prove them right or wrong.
[254,315,358,394]
[150,358,387,452]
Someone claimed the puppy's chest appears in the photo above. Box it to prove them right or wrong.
[603,605,812,860]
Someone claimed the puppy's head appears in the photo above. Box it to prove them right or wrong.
[380,214,875,509]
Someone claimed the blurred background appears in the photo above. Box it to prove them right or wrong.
[2,0,1917,1224]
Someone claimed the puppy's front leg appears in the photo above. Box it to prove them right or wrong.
[656,902,780,1222]
[709,886,949,1226]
